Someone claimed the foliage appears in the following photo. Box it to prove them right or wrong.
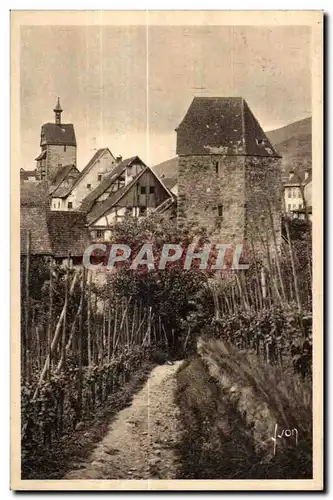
[21,346,151,478]
[102,215,212,347]
[176,340,312,480]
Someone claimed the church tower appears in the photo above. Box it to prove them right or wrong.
[35,98,77,181]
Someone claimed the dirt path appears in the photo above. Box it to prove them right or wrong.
[65,361,182,480]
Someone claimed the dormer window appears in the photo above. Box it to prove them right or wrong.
[87,184,91,189]
[98,174,102,181]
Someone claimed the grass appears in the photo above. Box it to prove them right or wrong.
[175,339,312,479]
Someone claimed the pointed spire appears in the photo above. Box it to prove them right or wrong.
[53,97,63,124]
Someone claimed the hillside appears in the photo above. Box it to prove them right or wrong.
[153,117,312,183]
[266,117,312,181]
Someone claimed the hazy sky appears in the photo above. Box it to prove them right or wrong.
[20,25,311,170]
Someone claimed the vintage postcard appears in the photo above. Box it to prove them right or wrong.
[11,10,323,491]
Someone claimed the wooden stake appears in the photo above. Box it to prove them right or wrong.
[24,230,31,383]
[32,272,79,400]
[285,218,302,313]
[87,271,92,366]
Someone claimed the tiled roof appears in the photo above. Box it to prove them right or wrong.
[153,156,179,178]
[49,165,80,196]
[34,150,46,161]
[20,181,50,207]
[21,206,53,255]
[162,177,177,191]
[79,156,144,213]
[20,208,90,257]
[284,171,312,186]
[86,182,130,224]
[41,123,76,146]
[176,97,278,157]
[46,211,90,258]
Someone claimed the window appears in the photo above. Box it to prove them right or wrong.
[287,187,292,198]
[64,145,67,152]
[87,184,91,189]
[68,202,73,209]
[217,204,223,217]
[58,201,60,208]
[125,206,133,216]
[98,174,102,181]
[139,206,147,216]
[149,186,155,194]
[96,230,104,238]
[215,161,219,175]
[256,138,264,145]
[140,186,146,195]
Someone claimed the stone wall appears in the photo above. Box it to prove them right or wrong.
[245,156,282,254]
[47,145,77,178]
[177,154,246,243]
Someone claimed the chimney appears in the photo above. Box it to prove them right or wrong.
[289,170,294,181]
[116,155,123,164]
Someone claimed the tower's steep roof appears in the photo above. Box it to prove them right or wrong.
[176,97,279,157]
[41,123,76,146]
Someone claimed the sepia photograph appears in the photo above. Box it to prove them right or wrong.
[11,10,323,490]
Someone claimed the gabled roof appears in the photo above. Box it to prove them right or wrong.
[49,164,80,196]
[78,148,113,179]
[20,208,90,257]
[41,123,76,146]
[87,165,173,225]
[176,97,279,157]
[79,156,146,213]
[56,147,116,198]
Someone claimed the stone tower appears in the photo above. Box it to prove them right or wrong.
[35,98,77,180]
[176,97,282,253]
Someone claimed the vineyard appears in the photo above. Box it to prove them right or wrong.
[21,256,175,478]
[20,214,312,479]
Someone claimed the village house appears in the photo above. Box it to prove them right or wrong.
[20,181,90,266]
[78,156,174,242]
[284,169,312,219]
[175,97,282,250]
[50,147,118,211]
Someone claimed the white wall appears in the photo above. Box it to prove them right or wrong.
[304,181,312,207]
[284,185,304,213]
[51,197,67,210]
[70,150,117,209]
